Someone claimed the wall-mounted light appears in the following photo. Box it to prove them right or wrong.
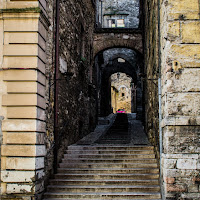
[117,72,120,80]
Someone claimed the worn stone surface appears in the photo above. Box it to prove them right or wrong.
[160,0,200,199]
[144,0,200,199]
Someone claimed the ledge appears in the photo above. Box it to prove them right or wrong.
[0,7,41,13]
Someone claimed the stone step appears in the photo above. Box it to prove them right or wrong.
[49,179,160,186]
[67,145,154,151]
[54,173,159,180]
[66,150,155,154]
[43,114,161,200]
[61,158,157,164]
[59,162,158,168]
[97,140,130,144]
[101,135,129,138]
[102,134,129,137]
[47,185,160,193]
[57,168,159,174]
[44,192,161,199]
[64,154,155,159]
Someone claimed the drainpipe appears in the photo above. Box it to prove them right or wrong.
[157,0,164,199]
[100,0,103,27]
[54,0,60,173]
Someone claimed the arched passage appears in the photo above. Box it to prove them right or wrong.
[94,47,144,120]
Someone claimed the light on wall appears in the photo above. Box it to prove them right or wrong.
[117,72,120,80]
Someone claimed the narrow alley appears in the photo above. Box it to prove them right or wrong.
[0,0,199,200]
[43,113,161,199]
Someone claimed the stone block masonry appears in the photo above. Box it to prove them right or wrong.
[0,1,49,199]
[144,0,200,199]
[160,0,200,199]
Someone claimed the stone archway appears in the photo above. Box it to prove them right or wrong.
[99,57,143,119]
[93,32,143,56]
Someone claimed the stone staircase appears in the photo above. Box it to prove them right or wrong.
[96,113,130,144]
[43,145,161,199]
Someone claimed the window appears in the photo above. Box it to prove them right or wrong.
[108,19,116,28]
[107,19,125,28]
[117,19,125,27]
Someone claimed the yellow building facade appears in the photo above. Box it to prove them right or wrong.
[111,73,133,113]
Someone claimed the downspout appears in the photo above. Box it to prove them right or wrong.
[100,0,103,27]
[157,0,164,199]
[54,0,60,173]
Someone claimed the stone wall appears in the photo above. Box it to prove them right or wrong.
[0,1,48,199]
[143,0,160,159]
[0,0,97,199]
[43,0,54,191]
[53,0,97,165]
[144,0,200,199]
[43,0,97,194]
[160,0,200,199]
[94,32,143,56]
